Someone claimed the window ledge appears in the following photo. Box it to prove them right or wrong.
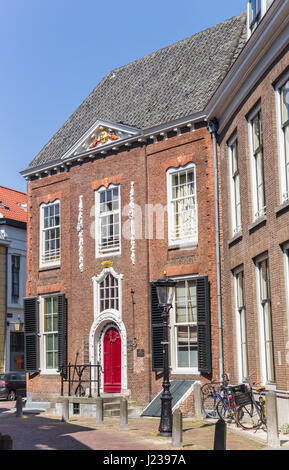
[168,242,198,252]
[248,215,267,233]
[39,265,61,273]
[96,251,121,259]
[39,371,60,376]
[170,368,200,376]
[275,199,289,216]
[228,232,242,247]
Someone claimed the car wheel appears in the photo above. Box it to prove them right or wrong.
[7,390,16,401]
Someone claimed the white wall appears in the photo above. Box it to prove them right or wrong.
[3,224,26,371]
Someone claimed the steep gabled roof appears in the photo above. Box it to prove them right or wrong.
[25,12,247,171]
[0,186,27,223]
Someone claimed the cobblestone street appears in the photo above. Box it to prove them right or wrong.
[0,400,267,451]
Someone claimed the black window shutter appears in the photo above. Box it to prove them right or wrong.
[150,282,164,372]
[24,297,39,373]
[196,276,212,374]
[57,294,67,375]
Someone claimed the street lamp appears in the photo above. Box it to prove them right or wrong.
[153,274,176,437]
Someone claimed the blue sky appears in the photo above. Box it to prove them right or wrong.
[0,0,246,193]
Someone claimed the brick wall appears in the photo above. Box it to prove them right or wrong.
[26,123,219,410]
[219,47,289,391]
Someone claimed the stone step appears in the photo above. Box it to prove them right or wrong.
[103,399,138,417]
[44,396,143,418]
[103,400,137,410]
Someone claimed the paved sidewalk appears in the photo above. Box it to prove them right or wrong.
[0,401,266,451]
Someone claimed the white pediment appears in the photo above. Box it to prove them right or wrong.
[61,119,141,160]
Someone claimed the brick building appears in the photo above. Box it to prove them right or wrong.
[206,0,289,424]
[21,14,247,413]
[0,187,27,372]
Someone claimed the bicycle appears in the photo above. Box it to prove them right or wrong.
[235,374,266,430]
[201,374,237,422]
[256,384,266,424]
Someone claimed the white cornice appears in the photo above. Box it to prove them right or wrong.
[20,112,205,179]
[206,0,289,133]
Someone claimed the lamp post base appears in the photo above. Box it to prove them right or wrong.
[157,432,172,437]
[158,392,173,436]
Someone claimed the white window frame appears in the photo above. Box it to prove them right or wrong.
[228,134,242,236]
[255,255,276,385]
[233,267,248,383]
[248,0,262,33]
[275,71,289,204]
[248,105,266,221]
[39,295,59,375]
[170,276,199,376]
[167,162,198,247]
[39,200,61,269]
[95,184,121,258]
[247,0,272,38]
[283,242,289,343]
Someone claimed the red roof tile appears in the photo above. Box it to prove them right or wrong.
[0,186,27,223]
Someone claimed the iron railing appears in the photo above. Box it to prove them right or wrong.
[60,362,103,398]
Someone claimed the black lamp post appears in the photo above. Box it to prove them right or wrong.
[154,274,176,437]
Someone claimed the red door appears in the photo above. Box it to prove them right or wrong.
[103,328,121,393]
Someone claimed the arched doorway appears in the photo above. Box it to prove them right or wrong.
[103,327,121,393]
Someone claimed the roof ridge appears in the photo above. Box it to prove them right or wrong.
[0,185,27,196]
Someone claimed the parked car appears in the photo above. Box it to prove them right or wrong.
[0,372,26,401]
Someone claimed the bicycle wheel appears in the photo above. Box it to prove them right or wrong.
[236,402,264,430]
[202,392,218,418]
[217,398,236,423]
[258,398,266,427]
[201,383,215,398]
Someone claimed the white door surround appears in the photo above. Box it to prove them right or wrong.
[89,266,128,393]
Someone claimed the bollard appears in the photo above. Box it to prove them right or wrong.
[61,398,69,422]
[171,409,183,449]
[16,396,23,418]
[266,390,280,448]
[0,434,13,450]
[214,419,226,450]
[119,398,129,430]
[95,397,104,426]
[193,382,202,420]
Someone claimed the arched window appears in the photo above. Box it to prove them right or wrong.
[92,266,123,320]
[100,273,119,312]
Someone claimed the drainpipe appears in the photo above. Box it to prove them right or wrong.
[207,118,224,385]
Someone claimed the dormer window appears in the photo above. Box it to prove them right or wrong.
[0,202,10,211]
[249,0,261,32]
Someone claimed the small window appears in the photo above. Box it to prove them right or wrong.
[95,186,120,256]
[40,201,60,267]
[167,163,198,246]
[11,255,20,303]
[73,403,80,415]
